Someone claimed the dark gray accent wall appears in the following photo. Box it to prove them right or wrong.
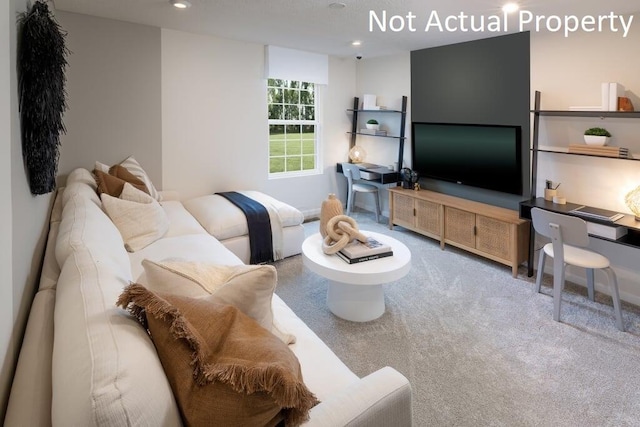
[410,32,530,210]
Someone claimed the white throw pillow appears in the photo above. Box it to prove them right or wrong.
[120,156,161,201]
[141,259,295,344]
[101,183,169,252]
[93,161,110,174]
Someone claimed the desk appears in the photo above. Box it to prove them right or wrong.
[519,198,640,276]
[336,163,399,185]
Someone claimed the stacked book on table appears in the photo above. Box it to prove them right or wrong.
[336,236,393,264]
[568,144,632,159]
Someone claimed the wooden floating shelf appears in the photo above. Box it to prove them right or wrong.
[531,110,640,118]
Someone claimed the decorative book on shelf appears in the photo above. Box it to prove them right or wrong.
[568,144,632,159]
[337,236,393,264]
[359,129,388,136]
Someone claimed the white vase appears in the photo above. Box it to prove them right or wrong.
[365,123,379,130]
[584,135,608,146]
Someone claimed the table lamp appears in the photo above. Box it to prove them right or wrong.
[625,185,640,220]
[349,145,366,163]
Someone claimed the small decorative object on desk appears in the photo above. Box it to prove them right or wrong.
[401,168,419,189]
[552,196,566,205]
[544,180,560,201]
[349,145,366,163]
[625,185,640,220]
[337,236,393,264]
[319,193,343,238]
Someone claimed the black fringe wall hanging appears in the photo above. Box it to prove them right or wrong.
[18,0,69,195]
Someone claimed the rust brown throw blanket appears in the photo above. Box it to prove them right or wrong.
[117,284,318,426]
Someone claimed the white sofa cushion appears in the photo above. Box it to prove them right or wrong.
[62,168,101,208]
[160,200,208,238]
[53,247,182,427]
[183,191,304,241]
[128,233,243,280]
[55,194,125,268]
[271,295,360,401]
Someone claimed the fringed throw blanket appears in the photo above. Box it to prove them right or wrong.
[216,191,283,264]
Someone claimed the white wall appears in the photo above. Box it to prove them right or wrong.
[353,53,411,216]
[531,22,640,212]
[354,27,640,305]
[56,12,162,185]
[531,19,640,305]
[1,0,54,419]
[161,29,355,214]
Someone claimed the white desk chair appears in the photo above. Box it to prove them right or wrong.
[341,162,380,223]
[530,207,624,331]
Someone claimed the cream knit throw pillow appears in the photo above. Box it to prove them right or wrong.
[102,183,169,252]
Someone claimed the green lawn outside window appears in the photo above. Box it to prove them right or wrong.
[268,79,318,174]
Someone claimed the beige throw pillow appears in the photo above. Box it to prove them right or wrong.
[141,260,296,344]
[117,284,318,427]
[120,156,161,201]
[102,183,169,252]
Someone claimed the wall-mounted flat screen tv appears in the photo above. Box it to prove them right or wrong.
[411,122,523,195]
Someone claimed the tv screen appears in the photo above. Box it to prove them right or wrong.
[411,122,522,195]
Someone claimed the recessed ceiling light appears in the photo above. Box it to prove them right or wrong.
[351,40,362,46]
[170,0,191,9]
[328,2,346,9]
[502,2,519,13]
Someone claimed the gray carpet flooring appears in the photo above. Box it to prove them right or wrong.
[272,211,640,427]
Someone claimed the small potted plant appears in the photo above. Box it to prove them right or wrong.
[584,127,611,146]
[365,119,379,130]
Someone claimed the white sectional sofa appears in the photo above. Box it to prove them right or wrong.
[6,167,412,426]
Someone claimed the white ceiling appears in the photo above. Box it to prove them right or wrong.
[53,0,640,58]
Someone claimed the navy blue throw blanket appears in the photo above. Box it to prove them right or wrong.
[215,192,273,264]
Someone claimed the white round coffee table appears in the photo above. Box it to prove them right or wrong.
[301,231,411,322]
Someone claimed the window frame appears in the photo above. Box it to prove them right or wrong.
[267,79,322,179]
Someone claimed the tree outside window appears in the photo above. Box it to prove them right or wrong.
[268,79,318,176]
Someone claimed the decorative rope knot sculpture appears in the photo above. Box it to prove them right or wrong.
[321,215,368,255]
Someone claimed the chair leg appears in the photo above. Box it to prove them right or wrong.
[346,190,354,216]
[373,191,380,223]
[535,250,546,293]
[552,257,565,322]
[586,268,595,301]
[604,267,625,332]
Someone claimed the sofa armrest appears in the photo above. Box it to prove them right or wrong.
[159,190,180,201]
[305,366,412,427]
[5,289,56,427]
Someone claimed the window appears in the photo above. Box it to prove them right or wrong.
[267,79,319,176]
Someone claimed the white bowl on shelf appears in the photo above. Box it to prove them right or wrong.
[584,135,609,146]
[365,123,379,130]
